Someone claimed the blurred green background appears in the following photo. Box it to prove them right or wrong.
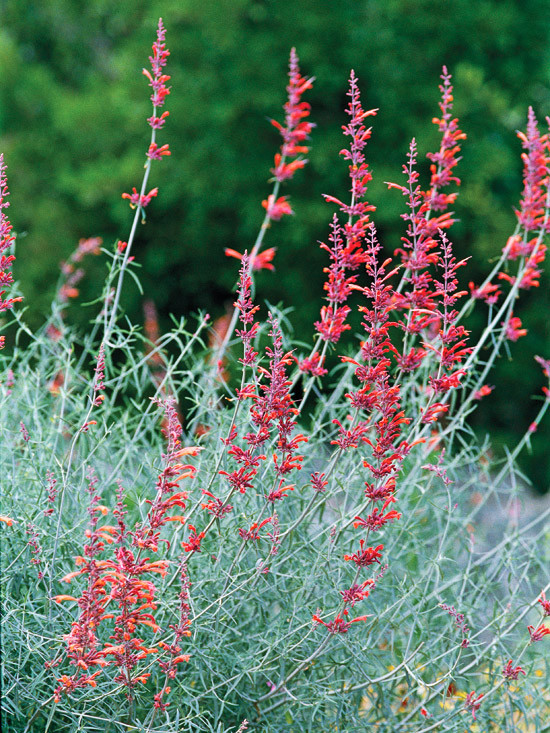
[1,0,549,490]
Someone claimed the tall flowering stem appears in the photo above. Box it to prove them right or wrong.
[216,49,314,365]
[424,67,466,214]
[468,110,549,315]
[0,155,22,347]
[105,18,171,341]
[498,110,549,292]
[299,72,376,386]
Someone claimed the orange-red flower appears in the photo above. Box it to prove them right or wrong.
[225,247,277,271]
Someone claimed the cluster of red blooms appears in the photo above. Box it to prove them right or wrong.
[313,225,413,632]
[424,67,466,213]
[145,19,171,111]
[259,314,307,479]
[504,314,527,342]
[464,690,484,720]
[122,18,170,210]
[52,401,199,705]
[389,139,439,336]
[339,578,374,607]
[133,398,200,551]
[312,609,368,634]
[51,468,112,701]
[234,253,260,367]
[220,253,306,501]
[314,215,367,345]
[514,108,550,233]
[0,155,22,336]
[223,313,307,517]
[122,186,159,209]
[528,623,550,643]
[219,260,306,540]
[502,659,526,680]
[311,72,470,635]
[218,254,266,499]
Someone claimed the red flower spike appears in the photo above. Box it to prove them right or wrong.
[133,398,199,550]
[144,19,171,110]
[514,107,550,234]
[0,155,22,317]
[270,48,314,183]
[313,73,377,346]
[424,67,466,213]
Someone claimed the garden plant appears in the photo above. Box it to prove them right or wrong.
[1,18,550,733]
